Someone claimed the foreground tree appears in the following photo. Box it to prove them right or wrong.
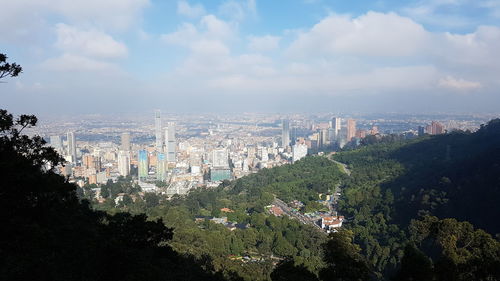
[319,230,371,281]
[0,53,22,80]
[0,54,227,281]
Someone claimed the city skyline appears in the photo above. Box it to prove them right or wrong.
[2,0,500,114]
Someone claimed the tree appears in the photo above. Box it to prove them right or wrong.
[393,244,433,281]
[145,192,160,208]
[271,258,319,281]
[0,54,227,281]
[0,53,22,80]
[319,230,371,281]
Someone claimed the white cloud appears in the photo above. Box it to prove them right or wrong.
[53,0,149,30]
[0,0,149,42]
[177,1,206,19]
[287,12,428,58]
[55,24,128,59]
[162,10,500,101]
[248,35,280,52]
[41,53,123,73]
[201,15,235,40]
[438,76,482,90]
[218,0,257,22]
[161,23,199,46]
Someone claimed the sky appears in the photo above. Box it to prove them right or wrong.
[1,0,500,115]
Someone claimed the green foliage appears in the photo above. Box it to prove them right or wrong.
[319,230,372,281]
[333,119,500,279]
[271,258,319,281]
[406,216,500,281]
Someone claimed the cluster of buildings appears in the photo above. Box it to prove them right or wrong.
[282,117,379,151]
[45,111,452,197]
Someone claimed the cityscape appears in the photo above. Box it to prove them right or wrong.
[2,0,500,280]
[32,110,493,232]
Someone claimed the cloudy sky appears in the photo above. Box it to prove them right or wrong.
[1,0,500,114]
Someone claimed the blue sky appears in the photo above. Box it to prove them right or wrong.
[1,0,500,114]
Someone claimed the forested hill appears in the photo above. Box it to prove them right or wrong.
[334,118,500,235]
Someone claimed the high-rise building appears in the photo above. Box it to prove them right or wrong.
[154,110,163,151]
[121,132,131,151]
[257,147,268,161]
[165,122,176,162]
[319,129,329,148]
[50,135,62,151]
[118,151,130,177]
[281,119,290,147]
[346,119,356,142]
[82,154,94,169]
[429,121,445,135]
[138,150,149,180]
[292,143,308,163]
[418,126,425,136]
[331,117,341,139]
[212,148,229,168]
[156,152,167,181]
[66,131,77,164]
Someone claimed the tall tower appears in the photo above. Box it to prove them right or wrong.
[331,117,341,139]
[154,110,162,151]
[165,122,176,162]
[281,119,290,147]
[50,135,63,152]
[121,132,131,151]
[117,151,130,177]
[66,131,77,164]
[157,153,167,181]
[138,150,149,180]
[346,119,356,142]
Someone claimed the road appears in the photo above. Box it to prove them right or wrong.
[273,198,323,230]
[327,152,351,176]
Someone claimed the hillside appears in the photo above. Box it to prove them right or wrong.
[332,118,500,277]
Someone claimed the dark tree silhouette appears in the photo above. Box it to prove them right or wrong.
[319,230,371,281]
[0,53,22,80]
[0,54,227,281]
[271,258,319,281]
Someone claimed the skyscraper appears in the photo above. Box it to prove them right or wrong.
[331,117,341,139]
[430,121,445,135]
[50,135,62,151]
[281,119,290,147]
[117,151,130,177]
[346,119,356,142]
[418,126,425,136]
[154,110,162,151]
[319,129,329,148]
[156,153,167,181]
[121,132,131,151]
[66,131,77,164]
[165,122,176,162]
[138,150,149,180]
[292,143,308,163]
[212,148,229,168]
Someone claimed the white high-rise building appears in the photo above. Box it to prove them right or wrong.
[257,147,269,161]
[165,122,176,162]
[154,110,163,151]
[117,151,130,177]
[66,131,77,164]
[212,148,229,168]
[292,144,308,163]
[121,132,131,151]
[50,135,62,151]
[281,119,290,147]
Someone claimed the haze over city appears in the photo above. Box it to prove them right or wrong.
[2,0,500,114]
